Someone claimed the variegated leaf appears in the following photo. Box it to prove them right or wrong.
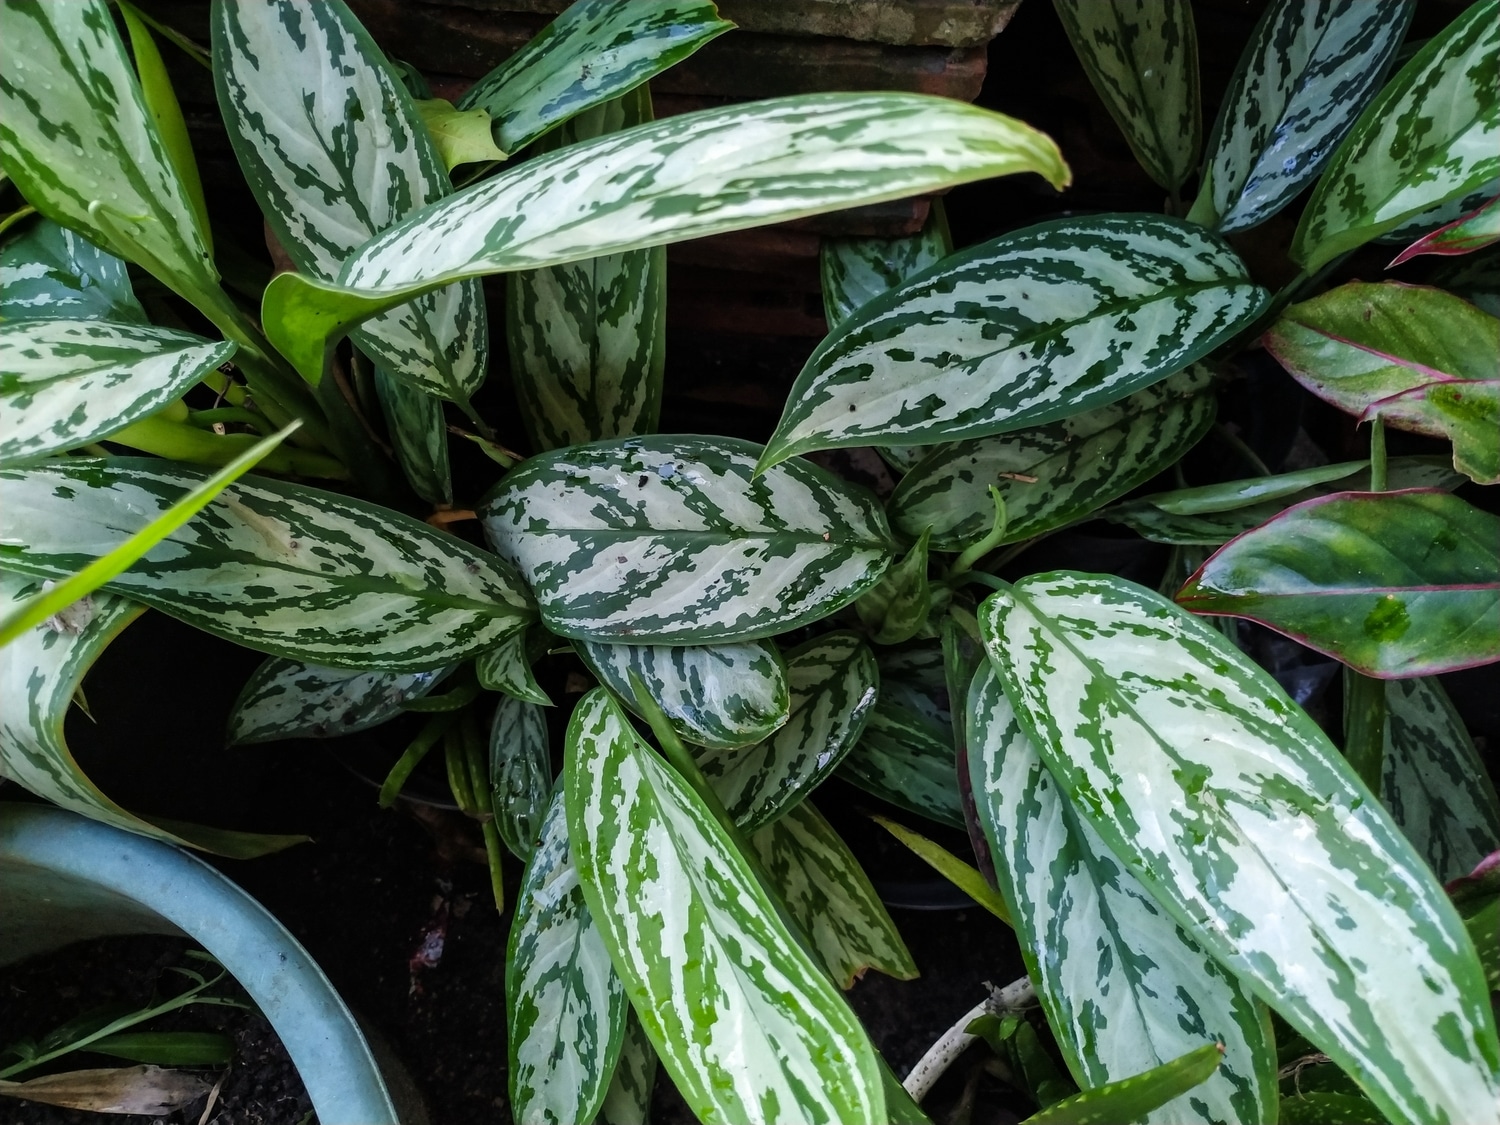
[840,685,964,829]
[565,687,885,1125]
[457,0,732,155]
[855,528,930,646]
[0,573,299,857]
[227,657,449,745]
[491,694,554,861]
[476,626,553,707]
[980,573,1500,1125]
[1106,456,1463,545]
[508,786,625,1125]
[593,1014,657,1125]
[0,458,535,670]
[967,662,1275,1125]
[211,0,488,401]
[260,92,1069,384]
[508,87,665,451]
[821,206,952,330]
[1193,0,1413,233]
[372,366,452,506]
[0,218,144,324]
[1382,676,1500,883]
[0,318,232,467]
[760,216,1265,469]
[1291,0,1500,270]
[1392,191,1500,264]
[1376,177,1500,246]
[480,435,894,644]
[0,0,216,298]
[697,632,878,833]
[890,366,1214,552]
[748,799,918,989]
[577,638,788,751]
[1051,0,1200,191]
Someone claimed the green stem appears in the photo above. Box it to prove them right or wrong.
[107,415,350,479]
[1369,417,1388,492]
[378,714,455,808]
[945,487,1008,582]
[1342,668,1387,796]
[444,723,479,814]
[460,709,506,915]
[187,407,271,434]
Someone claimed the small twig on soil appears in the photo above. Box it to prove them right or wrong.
[903,976,1037,1102]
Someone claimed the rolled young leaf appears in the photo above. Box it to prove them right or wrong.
[1051,0,1200,191]
[490,694,553,861]
[507,786,626,1125]
[855,528,931,646]
[457,0,732,155]
[1291,0,1500,270]
[748,799,918,989]
[260,92,1069,384]
[1191,0,1413,233]
[1177,490,1500,677]
[0,458,535,671]
[0,218,145,324]
[480,435,894,644]
[0,318,233,467]
[212,0,488,402]
[698,632,879,832]
[890,365,1214,552]
[576,638,789,751]
[980,572,1500,1125]
[1382,676,1500,883]
[760,215,1265,470]
[475,626,552,707]
[506,85,666,450]
[967,663,1275,1125]
[372,366,452,506]
[564,687,886,1125]
[228,659,450,745]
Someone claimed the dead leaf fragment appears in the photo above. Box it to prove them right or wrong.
[0,1065,211,1114]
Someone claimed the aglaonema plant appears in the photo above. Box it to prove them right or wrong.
[0,0,1497,1122]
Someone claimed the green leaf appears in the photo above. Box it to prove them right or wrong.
[1191,0,1413,232]
[749,799,917,989]
[967,663,1275,1124]
[0,217,145,324]
[0,457,535,670]
[457,0,732,154]
[980,572,1500,1125]
[480,435,894,644]
[86,1030,233,1067]
[260,92,1069,385]
[490,694,552,861]
[118,2,211,256]
[1021,1044,1224,1125]
[507,786,626,1125]
[1051,0,1200,190]
[1144,460,1369,516]
[1106,456,1462,545]
[372,366,453,506]
[564,687,885,1125]
[1291,0,1500,270]
[0,0,217,298]
[577,638,789,751]
[1264,281,1500,483]
[760,216,1265,470]
[856,528,930,645]
[870,814,1011,925]
[1392,192,1500,264]
[840,685,964,829]
[1177,489,1500,677]
[821,206,953,331]
[211,0,488,403]
[1382,676,1500,882]
[0,318,231,467]
[592,1014,657,1125]
[890,366,1214,552]
[227,658,450,745]
[413,98,507,169]
[476,626,552,707]
[1278,1091,1386,1124]
[698,632,879,833]
[0,573,302,858]
[506,86,665,450]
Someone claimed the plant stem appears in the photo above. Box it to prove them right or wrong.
[106,415,350,479]
[460,708,506,915]
[903,977,1037,1102]
[187,407,272,433]
[1342,668,1387,796]
[1369,417,1388,492]
[378,714,455,808]
[946,486,1008,582]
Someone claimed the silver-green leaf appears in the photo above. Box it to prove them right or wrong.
[0,458,535,670]
[0,218,144,324]
[840,683,964,829]
[979,573,1500,1125]
[565,687,885,1125]
[760,215,1265,469]
[480,435,894,644]
[476,626,553,707]
[592,1014,657,1125]
[372,366,452,507]
[228,658,449,745]
[491,694,554,861]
